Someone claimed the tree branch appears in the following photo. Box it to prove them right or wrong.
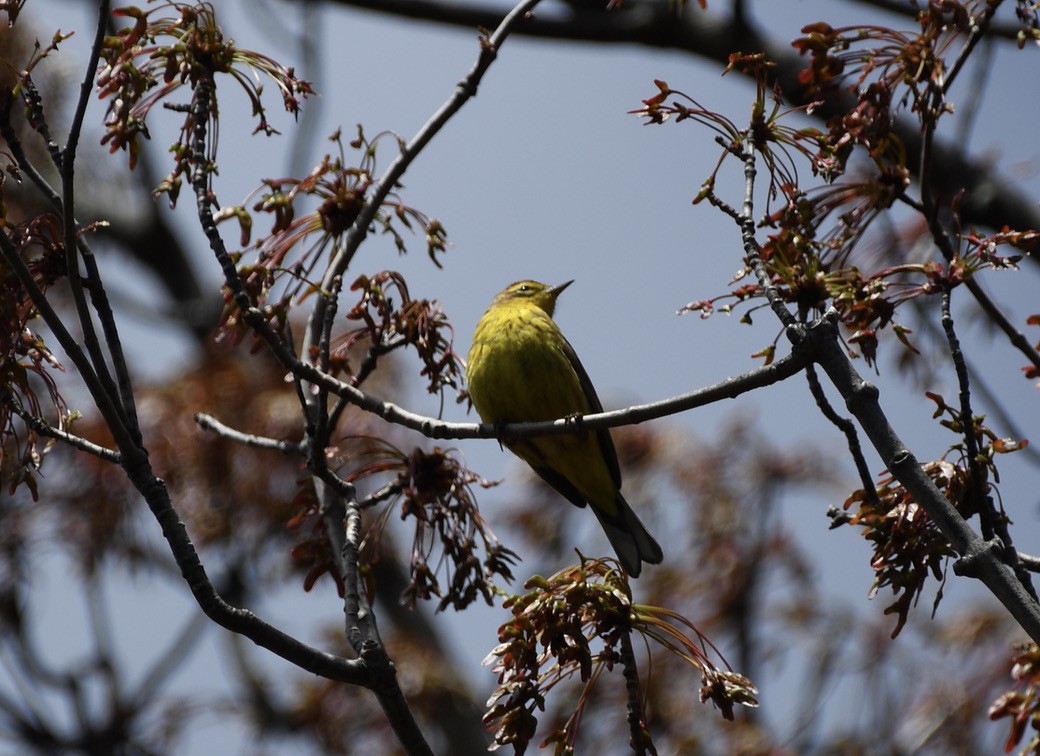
[304,336,809,440]
[1,391,121,463]
[128,471,371,685]
[325,0,1040,239]
[725,133,1040,644]
[807,314,1040,643]
[803,364,877,504]
[194,412,305,456]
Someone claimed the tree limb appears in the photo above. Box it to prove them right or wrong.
[325,0,1040,240]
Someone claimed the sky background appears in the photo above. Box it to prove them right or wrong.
[10,0,1040,753]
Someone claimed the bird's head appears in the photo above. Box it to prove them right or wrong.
[493,279,573,317]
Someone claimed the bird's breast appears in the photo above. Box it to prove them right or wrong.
[467,305,587,424]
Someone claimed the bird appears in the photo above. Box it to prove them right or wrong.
[466,279,663,577]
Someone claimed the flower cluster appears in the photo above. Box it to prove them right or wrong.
[97,2,313,198]
[484,558,756,753]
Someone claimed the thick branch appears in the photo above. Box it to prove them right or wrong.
[724,133,1040,642]
[806,315,1040,642]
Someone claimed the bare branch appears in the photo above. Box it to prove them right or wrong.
[963,276,1040,371]
[130,472,370,685]
[282,336,810,440]
[127,596,210,709]
[803,366,877,504]
[194,412,305,456]
[1,392,121,463]
[0,232,140,458]
[736,141,797,328]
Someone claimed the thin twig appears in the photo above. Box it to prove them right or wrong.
[0,107,62,207]
[0,232,139,457]
[58,0,132,438]
[309,272,341,489]
[941,2,999,96]
[938,286,989,536]
[2,391,121,463]
[736,141,796,328]
[194,412,305,456]
[804,365,878,504]
[360,480,405,509]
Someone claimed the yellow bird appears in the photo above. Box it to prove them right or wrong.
[467,280,663,577]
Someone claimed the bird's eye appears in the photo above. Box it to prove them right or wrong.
[518,284,531,293]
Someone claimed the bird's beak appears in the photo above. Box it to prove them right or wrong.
[549,280,574,299]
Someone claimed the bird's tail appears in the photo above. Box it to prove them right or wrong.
[592,493,663,578]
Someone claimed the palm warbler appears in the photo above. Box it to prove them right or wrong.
[467,280,663,576]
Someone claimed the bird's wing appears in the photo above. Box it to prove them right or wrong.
[558,335,623,489]
[527,463,589,510]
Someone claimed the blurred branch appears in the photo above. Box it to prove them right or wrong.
[129,606,210,709]
[850,0,1026,40]
[326,0,1040,240]
[962,274,1040,372]
[938,286,990,536]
